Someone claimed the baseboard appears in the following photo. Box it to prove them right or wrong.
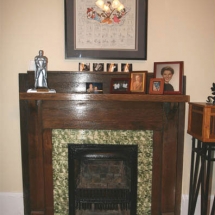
[181,195,193,215]
[0,193,213,215]
[0,192,24,215]
[181,195,214,215]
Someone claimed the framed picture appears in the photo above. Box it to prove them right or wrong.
[65,0,148,60]
[149,78,164,95]
[79,63,90,71]
[107,63,118,72]
[121,63,132,72]
[154,61,184,94]
[130,71,147,93]
[93,63,104,71]
[110,78,130,94]
[86,82,103,93]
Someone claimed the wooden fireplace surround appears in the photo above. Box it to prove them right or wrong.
[19,71,190,215]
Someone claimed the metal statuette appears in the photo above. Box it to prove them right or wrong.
[27,50,56,93]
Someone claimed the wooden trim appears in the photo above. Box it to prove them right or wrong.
[28,100,45,212]
[43,129,54,215]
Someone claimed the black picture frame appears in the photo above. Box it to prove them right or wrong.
[86,82,103,94]
[79,62,90,71]
[93,63,104,71]
[107,63,118,72]
[110,78,130,94]
[154,61,184,95]
[65,0,148,60]
[121,63,132,72]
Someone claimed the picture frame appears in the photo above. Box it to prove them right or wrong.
[110,78,130,94]
[107,63,118,72]
[65,0,148,60]
[86,82,103,94]
[154,61,184,95]
[130,71,147,93]
[79,63,90,71]
[93,63,104,72]
[149,78,164,95]
[121,63,132,72]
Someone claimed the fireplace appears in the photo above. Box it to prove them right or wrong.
[52,129,153,215]
[68,144,137,215]
[19,71,189,215]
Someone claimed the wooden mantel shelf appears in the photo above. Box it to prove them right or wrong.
[19,92,190,102]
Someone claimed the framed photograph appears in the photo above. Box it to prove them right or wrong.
[93,63,104,71]
[79,63,90,71]
[86,82,103,93]
[149,78,164,95]
[130,71,147,93]
[154,61,184,94]
[65,0,148,60]
[107,63,118,72]
[110,78,130,94]
[121,63,132,72]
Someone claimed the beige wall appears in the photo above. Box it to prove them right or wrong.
[0,0,214,195]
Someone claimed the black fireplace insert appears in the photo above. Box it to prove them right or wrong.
[68,144,138,215]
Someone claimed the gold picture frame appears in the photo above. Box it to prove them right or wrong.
[130,71,147,93]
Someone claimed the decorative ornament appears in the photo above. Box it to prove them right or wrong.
[206,83,215,104]
[27,50,56,93]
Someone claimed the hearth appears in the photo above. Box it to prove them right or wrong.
[68,144,138,215]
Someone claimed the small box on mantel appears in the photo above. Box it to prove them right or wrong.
[188,102,215,142]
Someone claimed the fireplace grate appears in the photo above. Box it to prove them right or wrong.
[75,188,130,210]
[69,144,138,215]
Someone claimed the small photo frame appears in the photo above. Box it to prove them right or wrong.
[86,82,103,94]
[149,78,164,94]
[110,78,130,94]
[154,61,184,94]
[93,63,104,72]
[121,63,132,72]
[79,63,90,71]
[130,71,147,93]
[107,63,118,72]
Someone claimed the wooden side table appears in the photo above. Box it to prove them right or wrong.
[187,102,215,215]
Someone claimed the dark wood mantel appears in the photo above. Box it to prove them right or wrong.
[19,71,189,215]
[19,92,189,102]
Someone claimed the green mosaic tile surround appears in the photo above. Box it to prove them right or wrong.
[52,129,153,215]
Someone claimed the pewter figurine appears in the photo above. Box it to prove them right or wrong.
[34,50,48,89]
[27,50,56,93]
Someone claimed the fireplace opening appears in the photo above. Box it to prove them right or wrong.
[68,144,138,215]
